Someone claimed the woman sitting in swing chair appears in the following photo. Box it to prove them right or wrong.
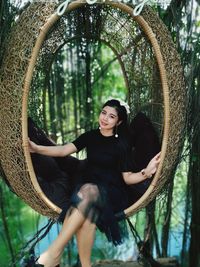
[28,98,161,267]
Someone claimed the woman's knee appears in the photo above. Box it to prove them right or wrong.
[78,183,100,204]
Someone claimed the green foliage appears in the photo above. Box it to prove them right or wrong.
[1,0,200,266]
[0,179,41,266]
[29,40,127,144]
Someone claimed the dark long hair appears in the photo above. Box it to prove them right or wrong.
[102,99,131,170]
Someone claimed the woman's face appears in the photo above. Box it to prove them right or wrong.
[99,106,120,131]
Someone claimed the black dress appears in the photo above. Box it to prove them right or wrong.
[60,129,133,245]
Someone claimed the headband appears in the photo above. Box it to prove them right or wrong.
[107,98,130,114]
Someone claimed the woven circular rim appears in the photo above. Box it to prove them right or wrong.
[21,0,169,217]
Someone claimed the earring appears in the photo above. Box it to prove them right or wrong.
[115,126,118,138]
[99,126,101,130]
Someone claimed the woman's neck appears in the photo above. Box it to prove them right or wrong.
[99,128,114,137]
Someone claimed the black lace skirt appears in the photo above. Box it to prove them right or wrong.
[57,181,129,246]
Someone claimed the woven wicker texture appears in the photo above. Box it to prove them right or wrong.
[0,1,186,219]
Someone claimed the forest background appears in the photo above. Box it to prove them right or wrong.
[0,0,200,267]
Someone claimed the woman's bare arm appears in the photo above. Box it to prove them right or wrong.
[28,139,77,157]
[122,152,161,185]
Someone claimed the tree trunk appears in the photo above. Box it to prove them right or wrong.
[161,179,174,257]
[0,185,16,266]
[85,42,93,131]
[189,133,200,267]
[189,73,200,267]
[54,53,65,143]
[48,69,57,139]
[144,200,161,258]
[181,172,190,265]
[0,0,11,65]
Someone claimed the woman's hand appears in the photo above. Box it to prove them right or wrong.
[28,139,39,153]
[122,152,161,185]
[145,152,161,178]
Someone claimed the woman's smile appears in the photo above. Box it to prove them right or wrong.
[100,121,108,126]
[99,106,119,131]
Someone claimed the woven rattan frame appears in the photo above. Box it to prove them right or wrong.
[0,1,186,219]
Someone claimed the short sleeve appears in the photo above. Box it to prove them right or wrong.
[119,143,134,172]
[120,156,133,172]
[72,131,90,152]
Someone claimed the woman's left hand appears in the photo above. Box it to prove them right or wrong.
[145,152,161,178]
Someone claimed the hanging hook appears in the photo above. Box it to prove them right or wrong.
[133,0,149,16]
[57,0,71,16]
[86,0,98,4]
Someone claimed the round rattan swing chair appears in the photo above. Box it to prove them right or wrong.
[0,0,186,220]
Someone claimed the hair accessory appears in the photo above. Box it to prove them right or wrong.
[107,97,130,114]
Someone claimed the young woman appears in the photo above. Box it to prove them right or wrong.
[29,99,160,267]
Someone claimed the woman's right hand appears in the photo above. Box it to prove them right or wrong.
[28,139,39,153]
